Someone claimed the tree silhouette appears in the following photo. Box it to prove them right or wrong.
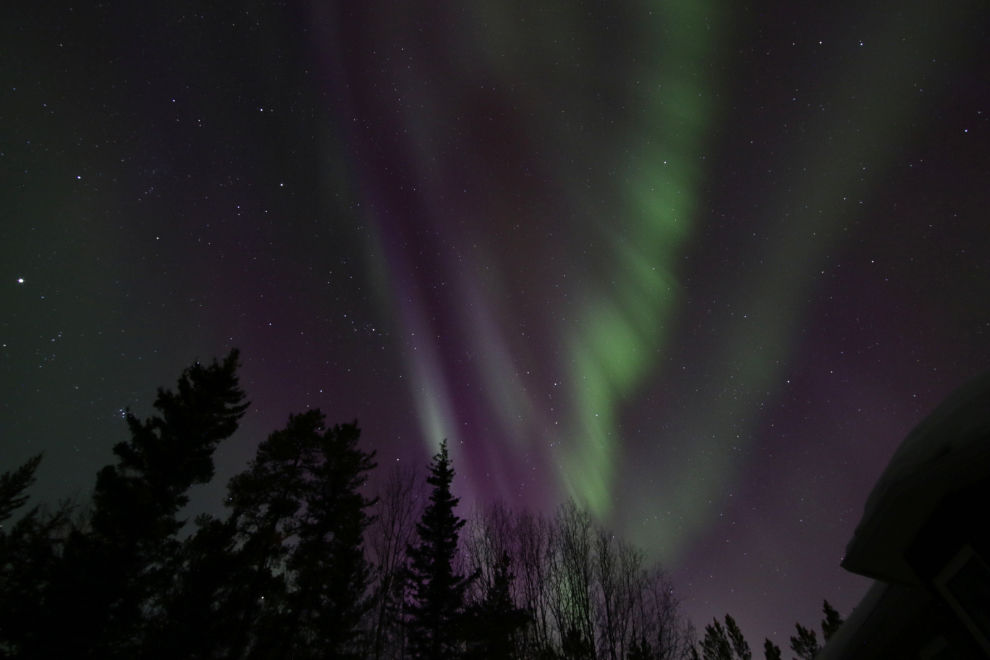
[724,615,751,660]
[405,439,475,660]
[223,410,320,659]
[763,639,781,660]
[821,601,843,642]
[144,514,242,660]
[31,350,248,659]
[0,351,709,660]
[368,465,422,660]
[461,499,694,660]
[284,418,378,659]
[561,626,596,660]
[463,550,532,660]
[157,409,379,660]
[701,619,734,660]
[699,615,752,660]
[627,635,656,660]
[0,454,74,657]
[0,454,42,525]
[778,600,842,660]
[789,623,820,660]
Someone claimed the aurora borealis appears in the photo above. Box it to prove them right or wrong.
[2,0,989,647]
[332,0,719,521]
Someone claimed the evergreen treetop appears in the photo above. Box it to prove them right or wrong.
[789,623,820,660]
[405,439,475,660]
[764,639,782,660]
[821,600,843,642]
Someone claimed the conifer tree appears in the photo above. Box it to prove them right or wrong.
[223,409,325,659]
[724,615,751,660]
[699,615,752,660]
[35,350,248,659]
[0,454,71,657]
[463,550,531,660]
[789,623,820,660]
[144,515,242,660]
[285,419,378,659]
[405,439,475,660]
[821,601,843,642]
[700,619,734,660]
[151,408,379,660]
[763,639,781,660]
[0,454,42,526]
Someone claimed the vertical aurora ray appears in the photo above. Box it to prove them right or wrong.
[329,0,721,514]
[620,0,984,561]
[0,0,981,649]
[326,0,978,555]
[559,0,718,516]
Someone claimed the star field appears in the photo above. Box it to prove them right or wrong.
[2,0,989,647]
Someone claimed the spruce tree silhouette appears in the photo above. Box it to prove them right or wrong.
[789,623,820,660]
[699,615,755,660]
[701,619,734,660]
[821,600,844,642]
[405,439,475,660]
[462,550,531,660]
[725,615,751,660]
[27,350,248,659]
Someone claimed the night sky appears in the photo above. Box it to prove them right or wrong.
[3,0,989,648]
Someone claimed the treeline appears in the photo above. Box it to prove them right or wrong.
[0,351,838,660]
[0,351,693,659]
[695,600,844,660]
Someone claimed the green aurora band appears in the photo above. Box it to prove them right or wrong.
[559,0,718,518]
[357,0,979,562]
[621,0,979,560]
[361,0,722,518]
